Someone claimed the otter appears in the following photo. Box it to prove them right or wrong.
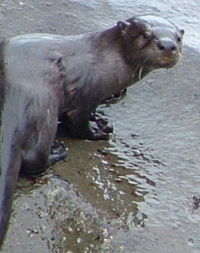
[0,15,184,246]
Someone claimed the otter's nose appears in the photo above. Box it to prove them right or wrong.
[157,39,177,51]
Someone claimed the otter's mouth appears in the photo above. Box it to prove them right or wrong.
[158,54,180,68]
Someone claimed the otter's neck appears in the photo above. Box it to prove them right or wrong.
[92,26,121,50]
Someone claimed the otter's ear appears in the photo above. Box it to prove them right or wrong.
[117,21,131,35]
[180,29,185,36]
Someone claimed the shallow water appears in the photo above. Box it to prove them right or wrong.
[1,0,200,252]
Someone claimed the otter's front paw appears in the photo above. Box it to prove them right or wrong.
[89,130,110,141]
[89,119,110,140]
[90,111,113,135]
[49,140,68,165]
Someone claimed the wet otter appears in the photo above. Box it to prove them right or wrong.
[0,15,184,246]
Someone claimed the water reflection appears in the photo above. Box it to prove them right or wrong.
[54,123,161,229]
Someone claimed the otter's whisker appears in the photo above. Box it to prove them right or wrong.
[138,66,143,80]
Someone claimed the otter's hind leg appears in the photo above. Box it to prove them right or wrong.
[20,117,67,175]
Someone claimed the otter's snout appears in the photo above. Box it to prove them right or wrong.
[157,39,177,52]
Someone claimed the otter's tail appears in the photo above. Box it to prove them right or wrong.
[0,99,23,247]
[0,144,22,247]
[0,41,22,247]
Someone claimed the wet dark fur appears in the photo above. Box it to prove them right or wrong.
[0,15,184,247]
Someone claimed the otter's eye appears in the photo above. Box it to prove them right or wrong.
[143,32,150,39]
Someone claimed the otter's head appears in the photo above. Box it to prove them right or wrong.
[117,15,184,70]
